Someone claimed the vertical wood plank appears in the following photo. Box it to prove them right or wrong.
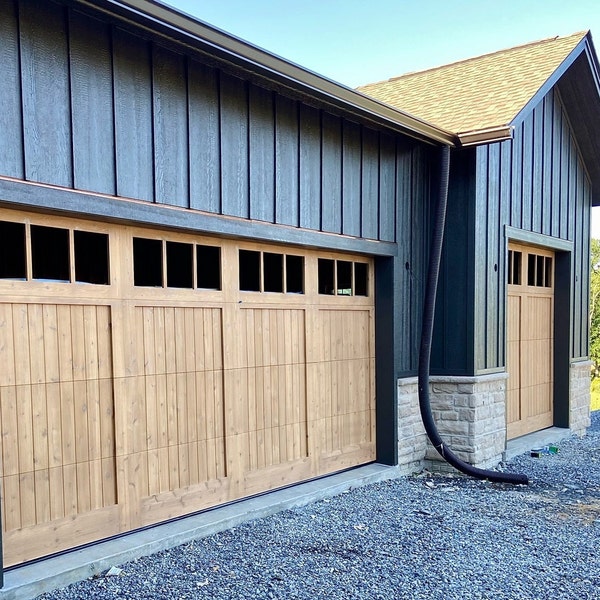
[342,120,361,237]
[299,104,321,230]
[0,0,24,178]
[0,302,16,387]
[113,27,154,202]
[510,122,524,229]
[20,0,72,186]
[31,384,49,471]
[221,72,249,218]
[153,45,189,207]
[521,113,534,231]
[541,92,554,236]
[1,386,19,478]
[249,84,275,222]
[531,104,544,233]
[551,90,562,238]
[321,113,342,234]
[379,133,396,242]
[361,127,379,240]
[16,386,34,474]
[13,304,31,386]
[189,61,221,213]
[486,144,500,368]
[69,10,115,194]
[275,94,299,227]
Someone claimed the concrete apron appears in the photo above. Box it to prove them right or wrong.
[0,463,403,600]
[504,426,572,461]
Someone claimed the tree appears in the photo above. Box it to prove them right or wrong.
[590,238,600,378]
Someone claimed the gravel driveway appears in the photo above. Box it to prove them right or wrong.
[40,412,600,600]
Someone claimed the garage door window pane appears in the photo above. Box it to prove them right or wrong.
[197,245,221,290]
[31,225,70,281]
[264,252,283,293]
[318,259,335,295]
[354,263,368,296]
[0,221,26,279]
[286,255,304,294]
[134,237,163,287]
[74,231,109,285]
[239,250,261,291]
[337,261,352,295]
[167,241,193,288]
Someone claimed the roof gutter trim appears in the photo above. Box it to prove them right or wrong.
[457,125,514,146]
[86,0,456,146]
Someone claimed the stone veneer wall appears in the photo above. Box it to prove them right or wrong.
[397,373,508,474]
[569,360,592,436]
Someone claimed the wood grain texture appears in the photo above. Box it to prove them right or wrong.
[113,27,154,202]
[0,210,376,566]
[69,10,115,195]
[220,72,249,218]
[249,85,275,222]
[507,243,554,439]
[378,134,396,243]
[275,94,299,227]
[342,121,361,237]
[153,45,189,207]
[321,113,342,234]
[299,104,321,230]
[189,61,221,213]
[0,0,24,178]
[361,127,379,240]
[20,0,72,187]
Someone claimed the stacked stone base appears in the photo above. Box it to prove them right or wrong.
[397,374,507,474]
[569,361,592,436]
[397,366,593,475]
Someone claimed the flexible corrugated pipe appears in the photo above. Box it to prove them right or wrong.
[418,145,528,485]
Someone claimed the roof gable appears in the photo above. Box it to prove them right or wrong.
[357,32,589,142]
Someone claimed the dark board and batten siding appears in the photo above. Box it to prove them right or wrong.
[0,0,413,245]
[474,87,591,372]
[433,87,591,375]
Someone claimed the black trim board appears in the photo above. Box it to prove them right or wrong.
[0,178,398,256]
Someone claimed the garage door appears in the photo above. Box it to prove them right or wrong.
[506,243,554,440]
[0,208,375,566]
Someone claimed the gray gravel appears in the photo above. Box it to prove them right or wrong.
[40,412,600,600]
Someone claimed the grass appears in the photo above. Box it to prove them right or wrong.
[591,380,600,412]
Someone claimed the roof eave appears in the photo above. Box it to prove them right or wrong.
[509,32,590,129]
[76,0,456,146]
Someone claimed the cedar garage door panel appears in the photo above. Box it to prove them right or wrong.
[506,244,554,440]
[0,209,375,566]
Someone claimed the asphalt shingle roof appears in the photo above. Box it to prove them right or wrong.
[357,31,587,136]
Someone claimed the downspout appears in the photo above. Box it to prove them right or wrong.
[418,145,528,485]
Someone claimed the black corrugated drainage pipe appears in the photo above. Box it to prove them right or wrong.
[418,145,528,485]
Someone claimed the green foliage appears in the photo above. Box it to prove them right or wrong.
[590,238,600,379]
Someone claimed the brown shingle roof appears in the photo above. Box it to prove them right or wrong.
[357,31,587,137]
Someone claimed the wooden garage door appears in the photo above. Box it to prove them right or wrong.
[0,209,375,566]
[506,243,554,440]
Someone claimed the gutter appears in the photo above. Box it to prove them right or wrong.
[457,125,514,146]
[76,0,456,147]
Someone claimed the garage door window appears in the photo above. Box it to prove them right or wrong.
[0,219,110,285]
[239,250,304,294]
[0,221,26,279]
[133,236,222,290]
[318,258,369,296]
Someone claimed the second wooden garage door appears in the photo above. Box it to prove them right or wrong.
[506,243,554,440]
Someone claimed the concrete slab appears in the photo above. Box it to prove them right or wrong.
[0,463,403,600]
[504,427,572,461]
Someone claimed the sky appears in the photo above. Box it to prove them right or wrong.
[162,0,600,235]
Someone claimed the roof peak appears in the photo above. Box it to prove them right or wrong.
[368,30,589,86]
